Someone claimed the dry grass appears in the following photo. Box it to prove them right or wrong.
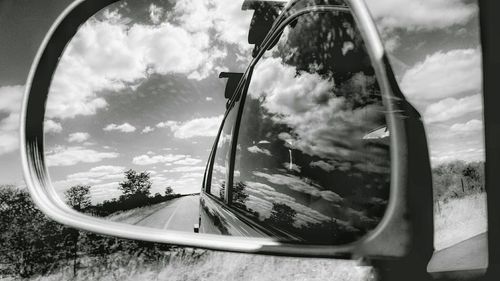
[433,192,487,250]
[20,250,374,281]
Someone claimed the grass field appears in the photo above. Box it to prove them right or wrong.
[16,250,374,281]
[434,192,487,250]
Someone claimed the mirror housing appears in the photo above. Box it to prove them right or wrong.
[243,0,286,57]
[219,72,244,100]
[21,0,433,263]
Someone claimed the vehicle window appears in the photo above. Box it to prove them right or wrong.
[232,11,390,244]
[209,101,240,200]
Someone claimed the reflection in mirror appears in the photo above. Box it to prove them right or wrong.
[201,10,391,244]
[44,0,390,245]
[44,0,255,232]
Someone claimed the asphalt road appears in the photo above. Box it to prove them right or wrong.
[427,232,488,275]
[134,195,200,232]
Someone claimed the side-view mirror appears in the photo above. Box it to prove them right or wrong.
[243,0,285,55]
[21,0,435,279]
[219,72,244,100]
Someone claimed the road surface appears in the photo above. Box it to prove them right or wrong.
[428,232,487,276]
[133,195,200,232]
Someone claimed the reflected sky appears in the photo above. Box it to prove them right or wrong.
[231,11,390,243]
[43,0,256,203]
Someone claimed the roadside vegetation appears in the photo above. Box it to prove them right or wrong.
[0,184,370,281]
[431,161,486,250]
[0,162,485,279]
[72,169,182,217]
[432,161,484,202]
[0,169,186,279]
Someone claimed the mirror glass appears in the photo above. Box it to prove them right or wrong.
[202,10,390,244]
[45,0,390,244]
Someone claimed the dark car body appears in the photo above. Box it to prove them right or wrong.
[198,0,393,245]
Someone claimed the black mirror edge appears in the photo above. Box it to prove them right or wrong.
[370,56,434,281]
[20,0,437,266]
[480,1,500,281]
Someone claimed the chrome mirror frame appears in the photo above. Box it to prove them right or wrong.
[20,0,431,258]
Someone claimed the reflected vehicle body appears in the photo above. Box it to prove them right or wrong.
[199,0,391,245]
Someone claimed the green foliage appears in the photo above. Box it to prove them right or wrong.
[64,185,91,211]
[432,161,484,202]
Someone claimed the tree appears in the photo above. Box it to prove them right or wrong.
[232,181,249,208]
[267,203,297,228]
[164,186,173,196]
[0,185,67,277]
[64,185,91,211]
[119,169,152,198]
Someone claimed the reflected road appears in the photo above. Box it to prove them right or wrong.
[134,195,199,232]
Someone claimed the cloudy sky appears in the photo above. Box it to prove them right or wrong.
[0,0,482,203]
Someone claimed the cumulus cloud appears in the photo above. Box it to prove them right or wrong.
[450,119,483,134]
[366,0,477,32]
[426,119,485,165]
[67,165,125,181]
[450,119,483,133]
[44,120,63,134]
[47,4,232,120]
[133,153,186,165]
[173,157,202,165]
[0,114,18,156]
[247,145,272,156]
[0,85,24,113]
[149,3,164,24]
[310,160,336,172]
[132,152,201,166]
[0,85,24,155]
[141,126,155,134]
[46,146,119,166]
[243,181,347,227]
[400,49,482,101]
[424,94,482,123]
[248,57,387,170]
[103,123,136,133]
[67,132,90,143]
[53,165,126,193]
[156,115,223,139]
[173,0,253,50]
[430,143,484,165]
[253,171,343,203]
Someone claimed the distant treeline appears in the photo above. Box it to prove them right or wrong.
[432,161,484,202]
[66,169,182,217]
[87,192,183,217]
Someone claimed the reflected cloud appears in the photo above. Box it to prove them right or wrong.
[247,145,272,156]
[253,171,343,203]
[46,146,119,167]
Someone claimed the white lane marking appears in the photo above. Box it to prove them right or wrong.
[163,198,184,230]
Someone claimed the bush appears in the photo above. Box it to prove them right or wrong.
[0,185,194,279]
[432,161,484,202]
